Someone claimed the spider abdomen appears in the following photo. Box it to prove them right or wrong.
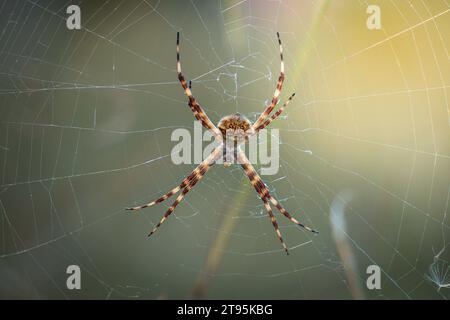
[217,113,253,140]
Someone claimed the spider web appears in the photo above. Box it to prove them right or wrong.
[0,0,449,299]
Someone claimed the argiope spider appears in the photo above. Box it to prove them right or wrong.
[127,32,318,255]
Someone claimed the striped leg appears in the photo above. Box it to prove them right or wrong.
[126,170,197,211]
[238,151,318,235]
[176,32,222,138]
[267,193,319,234]
[186,80,207,125]
[256,92,295,131]
[253,32,285,130]
[240,160,288,254]
[126,146,223,211]
[263,197,289,254]
[142,147,222,236]
[148,163,210,236]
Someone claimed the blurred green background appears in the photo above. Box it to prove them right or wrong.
[0,0,449,299]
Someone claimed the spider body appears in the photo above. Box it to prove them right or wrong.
[127,32,318,255]
[218,113,253,141]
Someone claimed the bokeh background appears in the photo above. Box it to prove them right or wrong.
[0,0,449,299]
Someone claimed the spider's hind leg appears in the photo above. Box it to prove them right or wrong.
[148,180,195,237]
[126,152,217,211]
[262,198,289,255]
[238,151,318,239]
[147,149,220,236]
[125,172,196,211]
[267,195,319,234]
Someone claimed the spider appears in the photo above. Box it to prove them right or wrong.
[127,32,318,255]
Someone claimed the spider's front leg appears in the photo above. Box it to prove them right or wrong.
[255,92,296,132]
[253,32,285,130]
[176,32,222,139]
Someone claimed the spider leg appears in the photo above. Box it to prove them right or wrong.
[191,104,207,125]
[238,151,318,235]
[256,92,295,131]
[239,159,288,254]
[266,192,319,234]
[126,146,222,211]
[185,80,212,126]
[177,32,222,138]
[126,170,196,211]
[148,148,220,236]
[263,198,289,255]
[148,167,205,236]
[253,32,285,130]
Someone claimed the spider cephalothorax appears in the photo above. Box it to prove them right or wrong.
[127,32,318,255]
[217,113,253,141]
